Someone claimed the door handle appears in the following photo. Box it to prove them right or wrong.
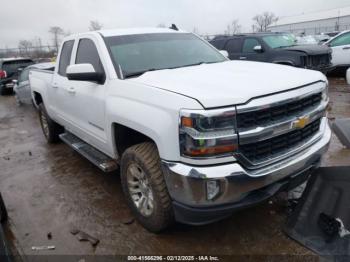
[239,57,247,60]
[343,47,350,50]
[67,87,76,94]
[52,83,58,88]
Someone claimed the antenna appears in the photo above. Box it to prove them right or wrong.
[170,24,179,31]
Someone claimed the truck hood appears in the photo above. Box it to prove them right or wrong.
[129,61,326,109]
[281,44,331,55]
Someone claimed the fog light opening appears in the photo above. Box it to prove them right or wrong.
[206,180,220,200]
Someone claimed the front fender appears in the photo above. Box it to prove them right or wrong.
[106,81,202,161]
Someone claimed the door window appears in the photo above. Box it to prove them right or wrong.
[75,39,104,74]
[330,33,350,47]
[58,40,74,76]
[225,39,242,53]
[242,38,260,53]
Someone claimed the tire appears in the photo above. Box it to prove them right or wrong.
[0,85,7,96]
[120,142,174,233]
[0,193,8,223]
[38,103,63,143]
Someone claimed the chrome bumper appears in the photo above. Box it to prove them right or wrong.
[162,118,331,207]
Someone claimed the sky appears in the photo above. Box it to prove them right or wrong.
[0,0,350,48]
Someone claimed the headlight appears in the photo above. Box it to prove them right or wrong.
[179,109,238,158]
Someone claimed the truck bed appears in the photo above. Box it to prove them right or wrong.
[29,69,53,98]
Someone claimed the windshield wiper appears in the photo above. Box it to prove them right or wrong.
[168,61,217,70]
[123,61,218,78]
[275,44,297,49]
[123,68,158,79]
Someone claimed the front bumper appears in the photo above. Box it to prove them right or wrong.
[161,119,331,225]
[308,64,334,74]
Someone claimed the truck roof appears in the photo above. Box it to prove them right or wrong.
[98,27,186,37]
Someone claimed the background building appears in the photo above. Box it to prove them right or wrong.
[268,6,350,35]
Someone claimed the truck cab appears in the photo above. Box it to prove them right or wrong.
[30,28,331,232]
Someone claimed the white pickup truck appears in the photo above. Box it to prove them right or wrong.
[30,27,331,232]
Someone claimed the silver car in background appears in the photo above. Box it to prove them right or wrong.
[14,62,55,106]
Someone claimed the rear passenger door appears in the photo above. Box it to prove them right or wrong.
[16,67,31,104]
[240,38,267,62]
[223,38,242,60]
[50,39,75,122]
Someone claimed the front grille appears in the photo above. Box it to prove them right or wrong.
[236,93,322,130]
[239,119,321,164]
[308,54,331,68]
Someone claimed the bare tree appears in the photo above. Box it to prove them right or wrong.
[49,26,65,53]
[18,40,33,57]
[252,12,278,32]
[231,20,241,34]
[89,20,103,31]
[225,20,242,35]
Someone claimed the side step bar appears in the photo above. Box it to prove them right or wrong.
[59,132,118,172]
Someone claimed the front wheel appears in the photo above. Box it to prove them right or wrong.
[120,142,174,233]
[38,103,63,143]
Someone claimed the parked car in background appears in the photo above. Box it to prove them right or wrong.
[14,62,55,106]
[324,30,350,74]
[30,28,331,232]
[314,34,331,44]
[323,31,340,38]
[296,35,318,45]
[0,58,34,95]
[210,32,333,73]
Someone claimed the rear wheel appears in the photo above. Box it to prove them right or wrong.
[120,142,174,233]
[38,103,63,143]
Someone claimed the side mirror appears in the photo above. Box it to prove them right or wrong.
[253,45,263,53]
[66,64,105,84]
[347,68,350,85]
[219,50,229,58]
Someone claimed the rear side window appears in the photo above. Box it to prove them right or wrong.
[210,39,226,50]
[75,39,104,74]
[242,38,260,53]
[58,40,74,77]
[225,39,242,53]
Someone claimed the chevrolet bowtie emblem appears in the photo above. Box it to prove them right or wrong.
[292,116,310,129]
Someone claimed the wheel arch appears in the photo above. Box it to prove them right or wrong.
[112,122,159,158]
[32,91,43,106]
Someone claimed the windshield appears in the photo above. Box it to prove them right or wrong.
[105,33,226,78]
[262,34,297,49]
